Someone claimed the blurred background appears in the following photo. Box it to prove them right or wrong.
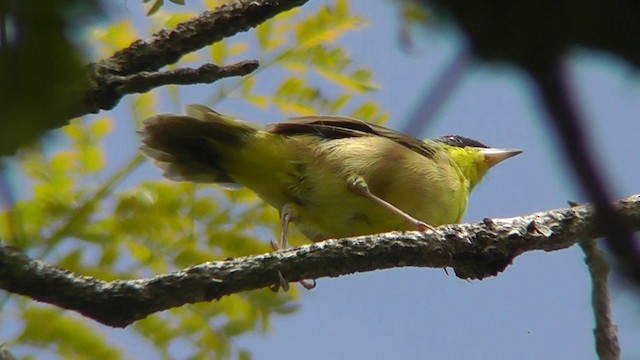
[1,0,639,359]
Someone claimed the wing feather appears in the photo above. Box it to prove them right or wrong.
[267,116,436,159]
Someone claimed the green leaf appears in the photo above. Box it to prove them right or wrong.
[350,101,388,124]
[89,117,114,138]
[134,316,177,347]
[146,0,163,16]
[238,349,252,360]
[19,306,122,359]
[62,118,86,143]
[328,93,351,112]
[317,67,378,93]
[256,21,273,51]
[80,145,106,173]
[210,41,227,64]
[296,0,365,48]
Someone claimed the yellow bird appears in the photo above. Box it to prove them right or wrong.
[140,105,521,288]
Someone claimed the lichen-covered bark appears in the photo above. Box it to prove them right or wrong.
[1,195,638,328]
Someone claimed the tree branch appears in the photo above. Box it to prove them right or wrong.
[403,45,472,134]
[1,195,639,328]
[72,0,309,119]
[108,61,259,96]
[580,240,621,360]
[530,58,640,284]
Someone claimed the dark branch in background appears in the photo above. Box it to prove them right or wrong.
[571,199,621,360]
[413,0,640,287]
[530,59,640,284]
[403,45,471,134]
[580,240,620,360]
[72,0,309,119]
[1,195,639,328]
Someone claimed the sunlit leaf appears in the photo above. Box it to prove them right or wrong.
[204,0,226,9]
[146,0,164,16]
[91,21,138,56]
[246,94,270,109]
[19,306,122,359]
[81,145,106,173]
[163,10,196,28]
[296,0,365,48]
[317,68,378,93]
[210,41,227,64]
[350,101,388,124]
[5,0,381,358]
[62,118,85,142]
[256,21,272,51]
[132,92,159,123]
[229,42,248,57]
[89,117,114,138]
[126,239,152,262]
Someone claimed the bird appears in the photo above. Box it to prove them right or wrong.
[139,104,521,289]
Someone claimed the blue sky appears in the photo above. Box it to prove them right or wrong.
[10,1,640,359]
[233,2,640,359]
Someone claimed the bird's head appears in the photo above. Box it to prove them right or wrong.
[435,135,522,190]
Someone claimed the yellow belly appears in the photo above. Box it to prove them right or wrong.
[230,134,470,241]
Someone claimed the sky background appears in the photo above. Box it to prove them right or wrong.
[11,0,640,359]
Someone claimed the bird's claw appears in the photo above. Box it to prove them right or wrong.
[270,270,290,292]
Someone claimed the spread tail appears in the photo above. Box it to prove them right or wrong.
[139,104,259,185]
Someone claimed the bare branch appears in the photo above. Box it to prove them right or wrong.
[580,240,621,360]
[530,58,640,284]
[72,0,309,119]
[1,195,639,328]
[109,61,259,95]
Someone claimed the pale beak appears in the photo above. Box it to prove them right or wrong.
[479,148,523,167]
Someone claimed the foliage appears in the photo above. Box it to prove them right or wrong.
[0,0,386,358]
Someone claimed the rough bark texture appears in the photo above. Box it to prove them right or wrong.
[580,240,621,360]
[71,0,308,119]
[1,195,638,328]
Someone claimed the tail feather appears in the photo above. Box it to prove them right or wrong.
[139,105,258,184]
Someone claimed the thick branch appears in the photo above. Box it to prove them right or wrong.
[1,195,639,328]
[73,0,308,118]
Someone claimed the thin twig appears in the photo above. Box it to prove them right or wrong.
[109,61,259,95]
[580,240,620,360]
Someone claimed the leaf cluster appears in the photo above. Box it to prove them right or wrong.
[0,1,384,358]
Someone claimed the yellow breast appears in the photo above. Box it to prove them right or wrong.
[235,135,470,241]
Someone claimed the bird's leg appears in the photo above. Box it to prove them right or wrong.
[270,204,316,291]
[346,175,436,232]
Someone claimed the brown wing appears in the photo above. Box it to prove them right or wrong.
[267,116,436,159]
